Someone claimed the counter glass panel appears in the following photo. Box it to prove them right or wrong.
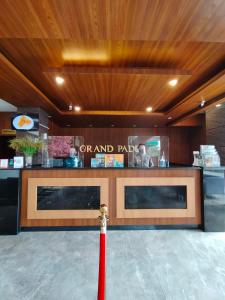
[128,136,169,167]
[37,186,100,210]
[48,136,84,167]
[125,185,187,209]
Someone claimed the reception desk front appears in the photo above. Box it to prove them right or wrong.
[20,167,202,228]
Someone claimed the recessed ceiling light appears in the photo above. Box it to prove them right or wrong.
[216,103,222,107]
[66,124,71,127]
[146,107,153,112]
[74,106,81,112]
[168,116,172,120]
[55,76,64,85]
[168,79,178,87]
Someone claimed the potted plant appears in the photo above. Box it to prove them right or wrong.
[9,136,42,167]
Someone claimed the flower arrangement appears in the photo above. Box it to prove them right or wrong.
[9,136,42,156]
[48,136,73,157]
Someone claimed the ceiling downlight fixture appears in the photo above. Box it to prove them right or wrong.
[168,79,178,87]
[146,106,153,112]
[74,106,81,112]
[55,76,64,85]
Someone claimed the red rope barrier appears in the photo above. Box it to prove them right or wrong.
[97,204,108,300]
[98,233,106,300]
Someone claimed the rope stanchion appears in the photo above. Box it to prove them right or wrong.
[97,204,108,300]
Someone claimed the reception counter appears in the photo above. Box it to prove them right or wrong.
[19,167,202,228]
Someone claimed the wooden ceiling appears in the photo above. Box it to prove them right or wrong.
[1,0,225,127]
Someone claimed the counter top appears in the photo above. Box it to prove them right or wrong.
[0,166,201,171]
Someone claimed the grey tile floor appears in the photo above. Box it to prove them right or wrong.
[0,230,225,300]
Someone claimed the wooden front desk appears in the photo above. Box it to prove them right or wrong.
[20,168,202,228]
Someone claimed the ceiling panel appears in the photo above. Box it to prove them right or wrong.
[43,71,190,111]
[59,114,167,128]
[168,71,225,122]
[0,1,225,126]
[0,39,225,113]
[1,0,225,42]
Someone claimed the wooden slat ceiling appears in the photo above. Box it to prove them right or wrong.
[0,0,225,127]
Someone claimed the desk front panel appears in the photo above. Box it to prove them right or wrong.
[21,168,201,227]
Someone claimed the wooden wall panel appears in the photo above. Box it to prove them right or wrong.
[0,112,13,131]
[50,125,206,166]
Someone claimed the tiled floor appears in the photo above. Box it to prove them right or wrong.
[0,230,225,300]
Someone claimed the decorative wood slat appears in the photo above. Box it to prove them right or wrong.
[0,1,225,126]
[0,0,225,42]
[46,66,191,75]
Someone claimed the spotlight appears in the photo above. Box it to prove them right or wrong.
[74,106,81,112]
[200,99,206,107]
[168,79,178,87]
[146,107,153,112]
[55,76,64,85]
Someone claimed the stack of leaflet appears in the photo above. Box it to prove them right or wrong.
[91,153,124,168]
[200,145,221,167]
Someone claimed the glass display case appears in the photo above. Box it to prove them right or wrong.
[48,136,84,167]
[128,136,169,167]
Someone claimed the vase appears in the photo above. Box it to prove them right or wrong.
[25,155,33,167]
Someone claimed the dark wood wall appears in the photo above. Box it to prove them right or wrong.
[0,112,13,130]
[49,125,206,166]
[206,106,225,165]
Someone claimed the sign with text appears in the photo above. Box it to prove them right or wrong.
[79,145,139,153]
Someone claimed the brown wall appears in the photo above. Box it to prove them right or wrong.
[49,125,206,166]
[206,106,225,165]
[0,112,13,131]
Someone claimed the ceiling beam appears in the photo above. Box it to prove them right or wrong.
[169,92,225,126]
[166,69,225,124]
[62,110,165,116]
[45,66,191,75]
[0,51,61,115]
